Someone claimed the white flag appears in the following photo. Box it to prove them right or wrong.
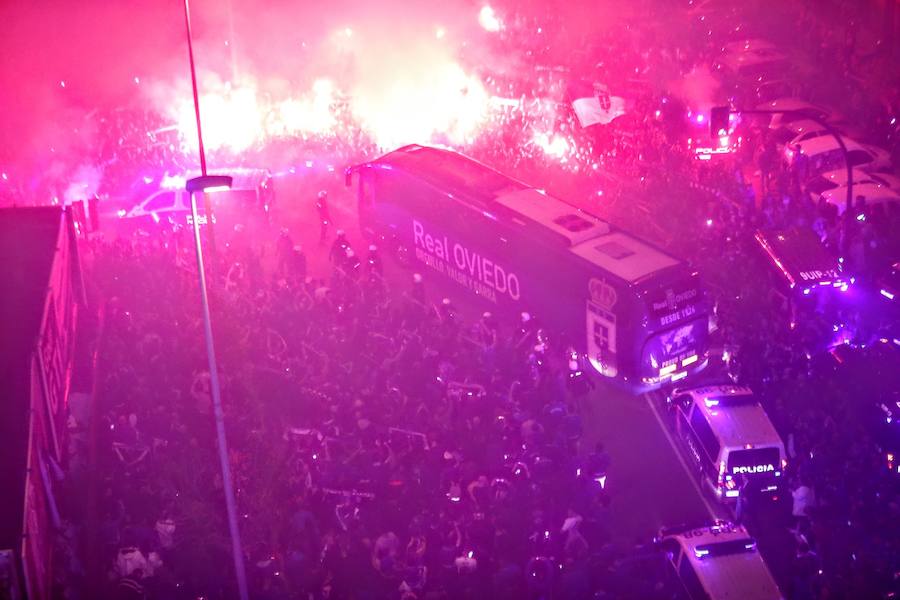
[571,86,626,127]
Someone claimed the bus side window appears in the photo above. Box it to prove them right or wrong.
[689,408,721,461]
[678,556,708,600]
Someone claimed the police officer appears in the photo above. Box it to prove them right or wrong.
[343,247,361,278]
[566,348,594,402]
[477,312,498,349]
[515,312,536,354]
[276,228,294,277]
[316,190,331,243]
[438,297,456,325]
[477,311,499,373]
[291,245,307,283]
[410,273,426,306]
[366,244,383,280]
[330,230,350,264]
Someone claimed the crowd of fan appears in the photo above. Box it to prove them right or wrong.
[79,221,682,600]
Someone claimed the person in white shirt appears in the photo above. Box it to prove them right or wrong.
[791,478,816,527]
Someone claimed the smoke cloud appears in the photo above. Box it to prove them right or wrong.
[0,0,643,200]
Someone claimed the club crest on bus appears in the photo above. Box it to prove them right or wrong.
[589,278,617,311]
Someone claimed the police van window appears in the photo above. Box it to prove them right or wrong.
[677,554,708,599]
[553,214,593,232]
[689,409,720,460]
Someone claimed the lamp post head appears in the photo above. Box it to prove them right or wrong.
[187,175,233,194]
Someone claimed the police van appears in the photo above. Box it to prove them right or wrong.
[123,168,273,226]
[656,521,783,600]
[667,385,786,502]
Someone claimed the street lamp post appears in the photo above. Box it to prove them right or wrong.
[182,0,250,598]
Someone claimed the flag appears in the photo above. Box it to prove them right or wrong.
[569,81,627,127]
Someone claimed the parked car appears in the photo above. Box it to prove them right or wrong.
[807,168,900,192]
[785,135,893,174]
[715,48,791,86]
[803,168,900,205]
[761,98,844,130]
[750,78,795,105]
[818,183,900,216]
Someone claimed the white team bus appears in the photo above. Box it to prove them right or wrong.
[345,144,710,389]
[656,521,784,600]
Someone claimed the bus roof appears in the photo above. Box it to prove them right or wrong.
[370,145,525,200]
[365,145,683,284]
[493,188,610,245]
[570,232,679,283]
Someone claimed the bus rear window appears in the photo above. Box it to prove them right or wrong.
[728,447,780,477]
